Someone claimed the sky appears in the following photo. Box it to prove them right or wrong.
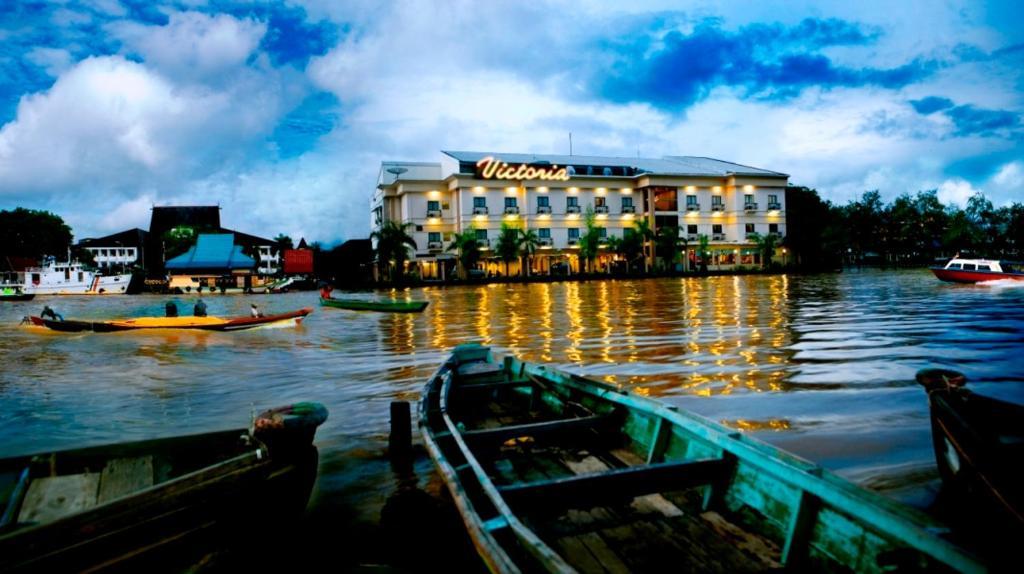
[0,0,1022,244]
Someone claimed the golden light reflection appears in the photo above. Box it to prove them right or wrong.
[724,418,792,432]
[564,282,583,364]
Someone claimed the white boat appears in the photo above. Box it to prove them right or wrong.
[21,256,132,295]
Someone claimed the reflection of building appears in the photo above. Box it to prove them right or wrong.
[372,151,789,278]
[78,228,147,270]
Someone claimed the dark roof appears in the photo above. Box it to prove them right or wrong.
[149,206,221,236]
[78,228,148,248]
[224,228,278,247]
[165,234,255,271]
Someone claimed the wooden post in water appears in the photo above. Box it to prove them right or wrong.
[389,401,412,463]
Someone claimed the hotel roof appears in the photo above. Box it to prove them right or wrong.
[441,151,788,178]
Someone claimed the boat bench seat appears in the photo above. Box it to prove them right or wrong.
[457,361,505,384]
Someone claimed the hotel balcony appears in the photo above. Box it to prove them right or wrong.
[473,206,489,215]
[567,238,580,246]
[712,233,726,241]
[538,237,553,247]
[426,209,442,218]
[566,205,581,214]
[746,233,759,241]
[744,203,758,212]
[504,206,520,215]
[686,234,699,242]
[767,202,782,211]
[769,232,783,240]
[537,205,552,214]
[594,205,609,214]
[711,204,724,212]
[686,204,700,212]
[428,241,444,250]
[621,205,636,214]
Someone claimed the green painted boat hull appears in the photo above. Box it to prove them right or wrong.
[320,297,428,313]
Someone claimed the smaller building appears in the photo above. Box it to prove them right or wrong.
[78,228,148,271]
[164,234,256,291]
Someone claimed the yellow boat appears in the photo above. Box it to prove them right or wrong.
[28,308,312,332]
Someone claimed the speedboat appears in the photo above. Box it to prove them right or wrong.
[930,258,1024,283]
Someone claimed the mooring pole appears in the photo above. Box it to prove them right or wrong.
[389,401,412,462]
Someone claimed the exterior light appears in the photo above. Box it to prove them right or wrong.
[474,214,486,221]
[686,185,696,192]
[473,186,485,193]
[686,211,697,217]
[428,190,441,198]
[620,188,632,193]
[596,187,607,194]
[506,187,517,193]
[743,185,755,191]
[712,186,722,192]
[538,186,548,192]
[712,212,721,217]
[568,187,579,193]
[538,213,550,219]
[428,218,440,224]
[621,214,633,220]
[597,214,608,220]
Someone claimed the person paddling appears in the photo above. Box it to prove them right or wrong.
[193,298,208,317]
[41,306,64,322]
[250,303,264,318]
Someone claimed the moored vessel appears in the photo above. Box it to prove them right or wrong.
[930,257,1024,283]
[20,256,132,295]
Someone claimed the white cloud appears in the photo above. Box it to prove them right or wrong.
[937,178,980,207]
[25,47,73,77]
[991,160,1024,190]
[95,193,156,235]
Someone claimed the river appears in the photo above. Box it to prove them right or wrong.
[1,269,1022,569]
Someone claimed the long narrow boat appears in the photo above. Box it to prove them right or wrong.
[320,297,428,313]
[1,286,34,301]
[0,402,327,572]
[916,369,1024,539]
[422,345,984,573]
[27,307,312,332]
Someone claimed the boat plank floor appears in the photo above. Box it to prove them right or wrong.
[98,456,154,503]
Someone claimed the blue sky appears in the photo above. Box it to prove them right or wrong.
[0,0,1022,243]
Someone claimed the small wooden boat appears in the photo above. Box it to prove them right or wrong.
[320,297,428,313]
[916,369,1024,535]
[930,257,1024,283]
[0,402,328,572]
[27,307,312,332]
[422,345,983,573]
[0,286,34,301]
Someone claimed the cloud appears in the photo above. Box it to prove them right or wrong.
[992,160,1024,190]
[937,178,981,207]
[945,104,1020,137]
[909,96,954,114]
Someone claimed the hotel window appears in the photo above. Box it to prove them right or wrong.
[428,232,441,243]
[653,188,677,211]
[745,223,755,234]
[597,227,607,238]
[712,196,723,207]
[768,194,778,205]
[568,228,580,239]
[687,224,698,234]
[595,196,606,207]
[427,200,440,211]
[505,197,517,208]
[744,194,755,205]
[539,228,551,238]
[567,196,579,208]
[537,196,549,208]
[686,195,698,206]
[475,229,488,241]
[712,224,723,234]
[769,223,779,234]
[622,196,633,208]
[473,197,486,208]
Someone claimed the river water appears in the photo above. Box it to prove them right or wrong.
[1,269,1022,569]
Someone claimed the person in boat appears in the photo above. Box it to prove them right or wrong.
[165,301,178,317]
[193,297,207,317]
[40,306,63,322]
[319,282,333,300]
[250,303,264,318]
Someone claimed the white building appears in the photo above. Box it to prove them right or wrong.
[372,151,789,278]
[78,228,146,271]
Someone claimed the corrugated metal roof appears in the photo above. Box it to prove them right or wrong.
[165,234,255,270]
[440,151,787,177]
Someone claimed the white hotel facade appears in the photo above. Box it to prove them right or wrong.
[371,151,789,279]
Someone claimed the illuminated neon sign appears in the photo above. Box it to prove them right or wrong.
[476,156,570,181]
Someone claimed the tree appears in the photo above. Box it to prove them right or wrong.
[518,228,540,277]
[655,225,682,271]
[620,229,644,272]
[370,220,417,282]
[274,234,294,250]
[605,235,623,274]
[162,226,197,260]
[495,223,521,277]
[748,232,777,269]
[447,228,482,279]
[697,234,710,273]
[0,208,73,261]
[578,206,602,273]
[632,218,655,273]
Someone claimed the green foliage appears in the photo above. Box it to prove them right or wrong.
[274,234,294,250]
[162,226,198,260]
[697,234,710,272]
[496,223,521,276]
[632,217,655,272]
[578,206,602,272]
[748,232,777,269]
[447,227,482,278]
[0,208,73,260]
[518,228,540,276]
[655,225,682,270]
[370,220,417,282]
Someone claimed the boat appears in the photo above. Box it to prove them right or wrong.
[320,297,428,313]
[27,307,312,332]
[916,369,1024,537]
[0,402,327,572]
[422,345,984,573]
[19,255,133,295]
[0,286,34,301]
[930,257,1024,283]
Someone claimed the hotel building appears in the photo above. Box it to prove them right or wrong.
[371,151,789,279]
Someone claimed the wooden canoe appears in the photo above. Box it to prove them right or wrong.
[0,402,327,573]
[27,307,312,332]
[421,345,984,573]
[320,297,428,313]
[917,369,1024,538]
[0,293,34,301]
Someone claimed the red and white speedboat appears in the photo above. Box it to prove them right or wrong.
[930,258,1024,283]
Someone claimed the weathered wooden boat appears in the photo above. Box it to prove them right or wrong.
[27,307,312,332]
[916,369,1024,536]
[0,286,34,301]
[0,402,327,572]
[422,345,984,573]
[320,297,428,313]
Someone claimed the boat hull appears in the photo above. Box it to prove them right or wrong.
[320,297,428,313]
[930,267,1024,283]
[28,308,312,332]
[24,273,133,295]
[0,294,35,301]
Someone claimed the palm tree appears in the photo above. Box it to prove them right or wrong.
[750,232,777,269]
[697,234,710,273]
[679,233,689,272]
[370,220,417,282]
[496,223,521,277]
[578,206,601,273]
[518,228,540,277]
[447,227,482,279]
[655,225,682,271]
[605,235,623,274]
[621,229,643,272]
[633,218,655,273]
